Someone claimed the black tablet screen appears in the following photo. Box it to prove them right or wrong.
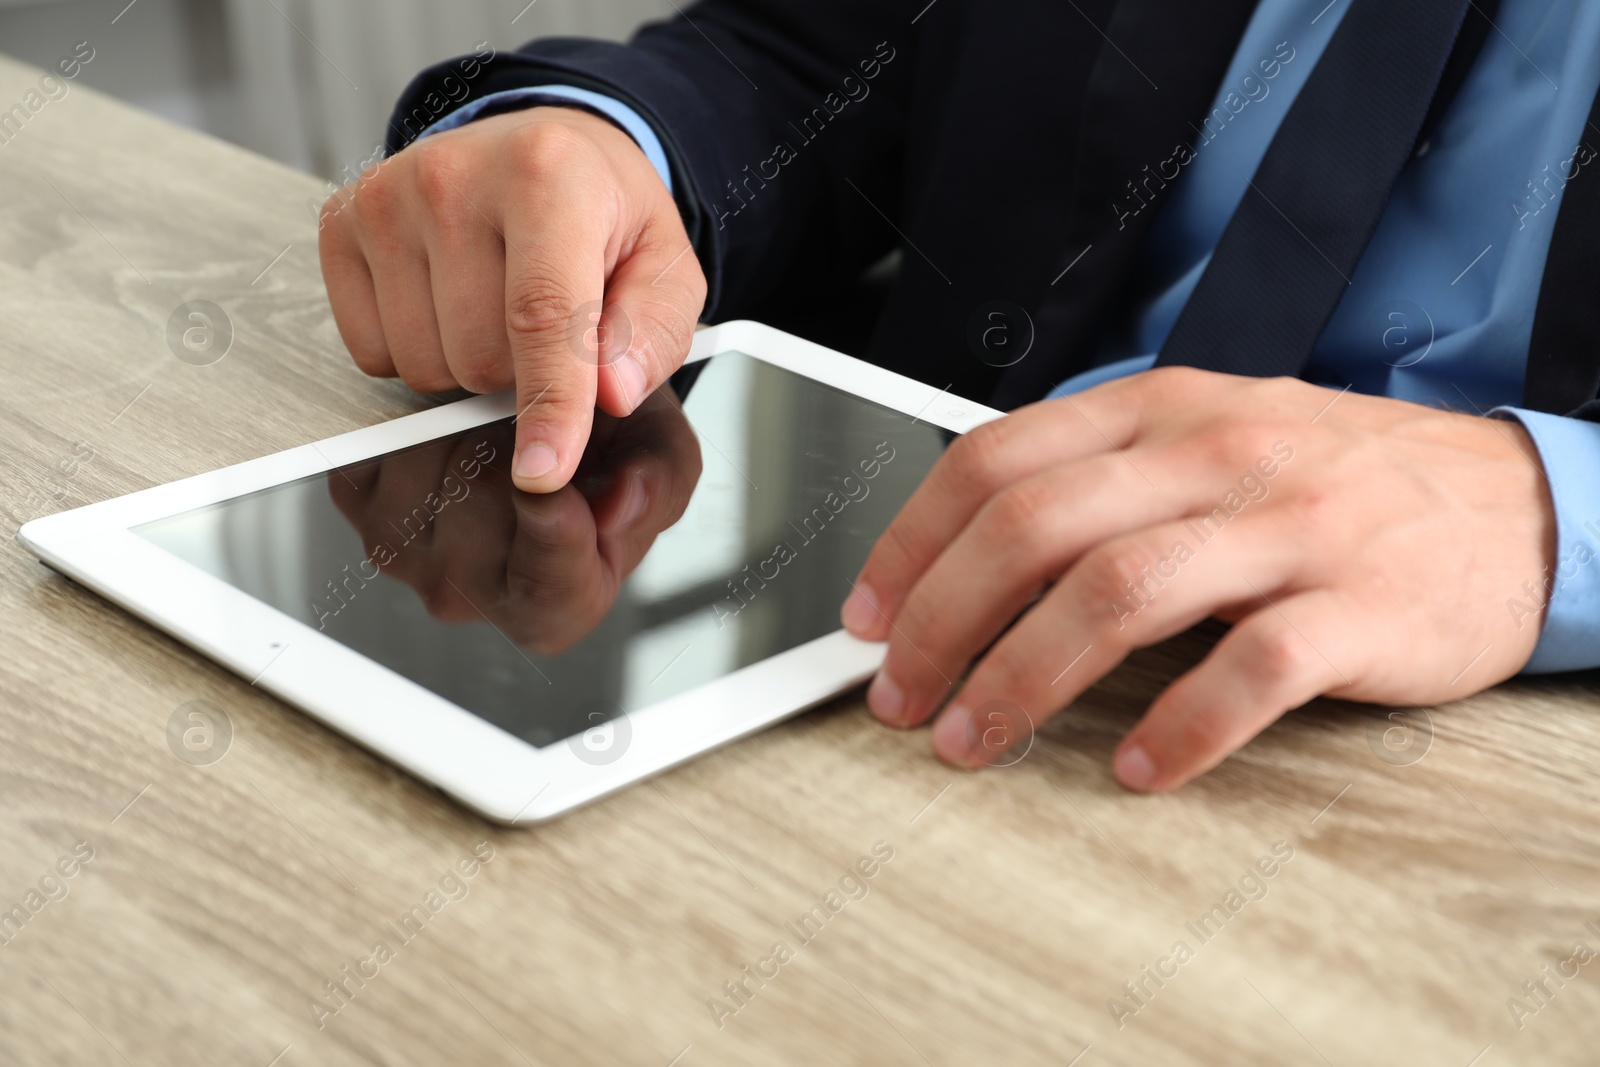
[136,353,952,748]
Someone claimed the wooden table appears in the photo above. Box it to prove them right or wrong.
[4,52,1600,1066]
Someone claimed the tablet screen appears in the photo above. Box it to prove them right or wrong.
[135,353,951,749]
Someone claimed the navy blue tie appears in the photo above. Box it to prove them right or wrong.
[1157,0,1475,377]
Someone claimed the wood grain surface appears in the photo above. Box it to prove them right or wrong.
[3,53,1600,1066]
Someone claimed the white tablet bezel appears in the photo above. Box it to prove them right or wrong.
[18,321,1004,823]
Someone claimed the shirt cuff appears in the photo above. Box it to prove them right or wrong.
[1044,354,1157,398]
[415,85,674,196]
[1493,406,1600,674]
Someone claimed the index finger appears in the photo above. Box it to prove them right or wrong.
[501,187,610,494]
[841,381,1148,641]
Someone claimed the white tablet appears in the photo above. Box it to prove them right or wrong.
[19,322,1001,823]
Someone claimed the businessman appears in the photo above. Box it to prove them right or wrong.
[318,0,1600,791]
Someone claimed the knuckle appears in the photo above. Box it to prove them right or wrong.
[629,301,696,372]
[979,483,1056,543]
[348,343,394,378]
[319,189,354,232]
[1136,364,1208,400]
[944,420,1013,491]
[1241,620,1317,685]
[1078,543,1158,610]
[506,120,592,179]
[970,642,1032,701]
[449,351,514,394]
[1168,706,1234,763]
[1278,490,1334,544]
[890,593,941,658]
[979,482,1060,558]
[410,141,470,212]
[518,371,586,416]
[1195,421,1277,469]
[873,517,924,576]
[349,168,401,225]
[1162,365,1208,386]
[398,363,459,395]
[506,277,580,341]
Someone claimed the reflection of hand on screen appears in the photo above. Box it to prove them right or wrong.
[328,387,702,653]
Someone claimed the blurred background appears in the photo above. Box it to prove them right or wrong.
[0,0,671,179]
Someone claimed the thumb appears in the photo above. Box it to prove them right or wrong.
[592,228,706,418]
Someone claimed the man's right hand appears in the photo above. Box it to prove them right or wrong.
[319,106,707,493]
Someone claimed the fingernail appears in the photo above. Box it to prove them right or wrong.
[867,672,905,725]
[1114,743,1157,791]
[613,355,648,411]
[841,583,881,635]
[932,704,980,767]
[515,442,558,482]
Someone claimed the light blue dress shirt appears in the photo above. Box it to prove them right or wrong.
[424,1,1600,672]
[1045,0,1600,673]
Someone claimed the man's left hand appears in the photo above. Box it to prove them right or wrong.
[839,367,1556,791]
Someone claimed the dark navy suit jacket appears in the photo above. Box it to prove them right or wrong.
[384,0,1600,417]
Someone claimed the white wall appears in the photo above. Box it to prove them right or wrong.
[0,0,671,179]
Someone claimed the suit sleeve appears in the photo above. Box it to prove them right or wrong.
[384,3,920,321]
